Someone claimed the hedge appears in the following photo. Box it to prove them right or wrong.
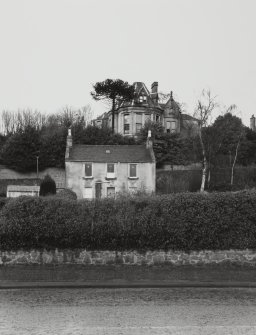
[0,191,256,251]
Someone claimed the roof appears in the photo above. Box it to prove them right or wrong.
[66,145,154,163]
[119,82,157,109]
[7,185,40,192]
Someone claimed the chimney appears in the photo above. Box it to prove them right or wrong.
[146,130,153,149]
[250,115,255,131]
[151,82,158,104]
[151,82,158,94]
[65,128,73,159]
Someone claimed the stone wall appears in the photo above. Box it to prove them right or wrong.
[1,249,256,266]
[0,166,65,189]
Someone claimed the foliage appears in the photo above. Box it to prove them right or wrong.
[156,170,201,193]
[138,121,197,167]
[91,79,135,131]
[0,126,41,172]
[55,189,77,201]
[39,175,56,196]
[76,125,136,145]
[39,126,67,169]
[0,198,8,210]
[1,191,256,251]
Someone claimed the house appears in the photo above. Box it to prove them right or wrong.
[7,185,40,198]
[65,129,156,199]
[92,82,198,137]
[250,115,255,131]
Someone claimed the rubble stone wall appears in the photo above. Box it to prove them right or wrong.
[1,249,256,266]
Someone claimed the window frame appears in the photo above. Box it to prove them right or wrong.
[83,187,93,199]
[129,163,138,179]
[107,186,116,198]
[123,113,130,134]
[84,162,93,178]
[106,163,116,179]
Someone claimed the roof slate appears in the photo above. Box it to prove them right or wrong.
[67,145,154,163]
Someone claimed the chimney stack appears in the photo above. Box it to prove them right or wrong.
[146,130,153,149]
[151,82,158,104]
[151,82,158,94]
[250,115,255,131]
[65,128,73,159]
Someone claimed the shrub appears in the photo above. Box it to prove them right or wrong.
[55,189,77,201]
[39,175,56,196]
[0,191,256,251]
[0,198,8,211]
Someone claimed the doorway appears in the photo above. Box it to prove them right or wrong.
[95,182,102,199]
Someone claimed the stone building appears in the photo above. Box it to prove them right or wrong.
[250,114,256,131]
[6,185,40,198]
[93,81,198,137]
[65,129,156,199]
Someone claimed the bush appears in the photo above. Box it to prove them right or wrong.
[39,174,56,196]
[0,191,256,251]
[55,189,77,201]
[0,198,8,211]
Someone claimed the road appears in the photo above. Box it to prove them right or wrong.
[1,287,256,334]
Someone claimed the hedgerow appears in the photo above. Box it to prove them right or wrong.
[0,191,256,251]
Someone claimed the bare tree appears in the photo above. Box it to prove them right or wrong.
[194,90,218,192]
[1,109,47,134]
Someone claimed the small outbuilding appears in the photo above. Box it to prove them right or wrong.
[7,185,40,198]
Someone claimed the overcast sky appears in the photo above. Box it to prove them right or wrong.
[0,0,255,126]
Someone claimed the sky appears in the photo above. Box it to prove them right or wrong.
[0,0,255,126]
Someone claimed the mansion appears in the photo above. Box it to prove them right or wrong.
[93,81,198,137]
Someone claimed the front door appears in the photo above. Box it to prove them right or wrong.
[95,183,102,199]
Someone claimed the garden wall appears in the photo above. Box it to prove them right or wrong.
[1,249,256,266]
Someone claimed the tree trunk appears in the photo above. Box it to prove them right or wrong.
[231,136,241,186]
[199,128,207,192]
[111,98,115,133]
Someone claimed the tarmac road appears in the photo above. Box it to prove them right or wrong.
[1,287,256,335]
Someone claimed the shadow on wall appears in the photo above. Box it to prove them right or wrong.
[156,170,201,194]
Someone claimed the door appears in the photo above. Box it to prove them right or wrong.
[95,183,102,199]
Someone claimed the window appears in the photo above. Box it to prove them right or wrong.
[166,121,171,133]
[107,163,115,179]
[166,121,176,133]
[156,114,160,122]
[171,121,176,132]
[129,164,137,178]
[107,187,115,198]
[124,114,130,134]
[136,113,142,134]
[83,187,93,199]
[139,96,143,103]
[129,187,137,194]
[145,114,151,123]
[85,163,92,177]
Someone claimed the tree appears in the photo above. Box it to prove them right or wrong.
[1,125,41,172]
[210,112,244,187]
[194,90,218,192]
[39,174,56,196]
[91,79,135,132]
